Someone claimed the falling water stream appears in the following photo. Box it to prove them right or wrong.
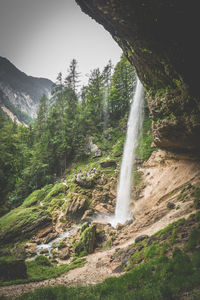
[111,78,144,226]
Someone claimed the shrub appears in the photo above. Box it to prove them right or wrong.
[34,255,51,266]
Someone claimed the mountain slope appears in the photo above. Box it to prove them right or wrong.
[0,57,53,122]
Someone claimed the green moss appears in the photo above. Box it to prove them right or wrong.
[141,48,153,54]
[193,188,200,209]
[0,206,45,236]
[184,228,200,251]
[0,256,16,263]
[106,240,112,249]
[15,212,200,299]
[57,241,66,250]
[74,225,95,256]
[170,228,179,245]
[154,218,185,238]
[17,249,200,300]
[46,198,65,215]
[169,113,176,121]
[177,190,186,201]
[34,255,51,266]
[144,243,160,259]
[22,185,53,208]
[43,183,67,202]
[112,136,125,155]
[136,117,157,161]
[132,168,144,190]
[0,257,85,286]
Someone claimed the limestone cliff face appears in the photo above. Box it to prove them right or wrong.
[75,0,200,154]
[0,57,53,121]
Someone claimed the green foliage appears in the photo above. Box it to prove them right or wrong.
[0,183,68,244]
[154,218,185,238]
[22,185,53,208]
[17,250,200,300]
[193,188,200,209]
[0,256,16,263]
[185,228,200,251]
[57,241,66,250]
[0,206,44,236]
[34,255,51,266]
[0,257,85,286]
[1,96,32,124]
[170,228,179,245]
[27,256,85,283]
[74,225,95,256]
[132,168,143,189]
[0,110,33,214]
[0,55,138,214]
[136,116,156,161]
[43,183,67,202]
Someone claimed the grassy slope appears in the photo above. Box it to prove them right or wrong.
[16,211,200,300]
[0,255,85,286]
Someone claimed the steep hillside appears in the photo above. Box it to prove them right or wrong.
[0,57,53,122]
[0,148,200,298]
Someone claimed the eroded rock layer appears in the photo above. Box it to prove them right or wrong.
[75,0,200,154]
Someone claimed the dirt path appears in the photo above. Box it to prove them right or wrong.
[0,240,125,298]
[1,150,199,298]
[0,209,195,299]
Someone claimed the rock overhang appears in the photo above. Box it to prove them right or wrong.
[75,0,200,155]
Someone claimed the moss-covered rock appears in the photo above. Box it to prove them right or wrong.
[0,206,52,244]
[100,160,117,168]
[74,224,96,256]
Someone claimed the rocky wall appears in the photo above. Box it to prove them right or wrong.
[75,0,200,154]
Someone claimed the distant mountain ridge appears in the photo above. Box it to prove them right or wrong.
[0,56,53,123]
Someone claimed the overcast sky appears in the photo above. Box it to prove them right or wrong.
[0,0,122,85]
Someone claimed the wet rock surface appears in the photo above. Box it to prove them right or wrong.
[100,160,117,168]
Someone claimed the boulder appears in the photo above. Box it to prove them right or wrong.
[0,214,52,245]
[75,177,95,188]
[0,258,27,281]
[93,149,102,158]
[81,209,94,222]
[167,202,175,209]
[114,153,122,157]
[100,160,117,168]
[147,236,157,246]
[112,264,124,273]
[44,232,58,244]
[135,234,149,243]
[66,197,88,220]
[84,135,100,155]
[36,225,54,239]
[75,224,96,255]
[116,223,124,231]
[40,249,49,255]
[59,248,70,260]
[25,243,38,257]
[95,203,110,214]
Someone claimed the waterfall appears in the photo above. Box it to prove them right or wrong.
[112,78,144,226]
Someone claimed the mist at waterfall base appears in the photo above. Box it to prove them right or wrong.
[96,79,144,227]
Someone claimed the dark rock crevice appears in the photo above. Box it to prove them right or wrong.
[75,0,200,154]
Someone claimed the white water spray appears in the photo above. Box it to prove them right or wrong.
[112,78,144,226]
